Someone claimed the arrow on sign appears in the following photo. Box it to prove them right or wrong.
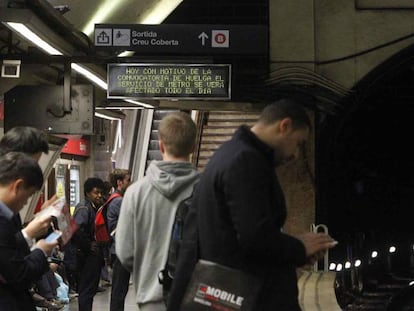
[198,32,209,46]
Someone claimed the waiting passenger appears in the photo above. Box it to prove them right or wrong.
[65,177,105,311]
[107,168,132,311]
[0,152,58,310]
[168,98,338,311]
[116,112,200,311]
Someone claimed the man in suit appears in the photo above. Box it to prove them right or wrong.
[0,152,58,310]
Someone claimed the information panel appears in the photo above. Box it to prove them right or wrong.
[107,64,231,100]
[95,24,267,55]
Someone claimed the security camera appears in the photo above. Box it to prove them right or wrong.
[1,60,21,78]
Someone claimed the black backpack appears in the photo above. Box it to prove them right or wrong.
[159,183,198,305]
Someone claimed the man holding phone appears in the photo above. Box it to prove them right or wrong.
[0,152,59,310]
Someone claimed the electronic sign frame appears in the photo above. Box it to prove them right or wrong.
[107,63,231,100]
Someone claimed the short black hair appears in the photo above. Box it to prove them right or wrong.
[0,126,49,156]
[0,152,43,190]
[84,177,104,196]
[259,98,311,130]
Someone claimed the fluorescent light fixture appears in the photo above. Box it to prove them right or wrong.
[118,51,135,57]
[6,22,63,55]
[140,0,184,24]
[1,10,108,90]
[83,0,124,36]
[125,99,154,109]
[0,9,74,55]
[71,63,108,90]
[116,0,183,56]
[84,0,183,37]
[112,120,123,154]
[94,111,122,121]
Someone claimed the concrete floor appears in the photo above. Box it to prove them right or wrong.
[63,284,138,311]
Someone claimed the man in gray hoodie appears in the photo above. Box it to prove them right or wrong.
[116,111,199,311]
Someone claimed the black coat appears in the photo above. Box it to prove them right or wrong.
[0,204,49,311]
[169,126,307,311]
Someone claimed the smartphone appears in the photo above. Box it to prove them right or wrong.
[45,230,62,243]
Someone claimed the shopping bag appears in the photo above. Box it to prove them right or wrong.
[181,259,262,311]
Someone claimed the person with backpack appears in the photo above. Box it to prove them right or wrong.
[167,99,337,311]
[116,112,200,311]
[106,168,132,311]
[66,177,105,311]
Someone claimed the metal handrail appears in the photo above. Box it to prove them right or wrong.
[311,223,330,272]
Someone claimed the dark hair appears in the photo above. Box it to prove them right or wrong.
[259,98,311,130]
[158,112,196,157]
[109,168,130,189]
[0,126,49,156]
[83,177,104,196]
[0,152,43,189]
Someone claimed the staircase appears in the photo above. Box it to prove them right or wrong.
[195,111,260,171]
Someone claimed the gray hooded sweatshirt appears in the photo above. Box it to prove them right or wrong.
[116,160,199,307]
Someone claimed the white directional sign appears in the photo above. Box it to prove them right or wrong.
[95,24,267,55]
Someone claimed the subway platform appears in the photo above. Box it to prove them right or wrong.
[63,284,138,311]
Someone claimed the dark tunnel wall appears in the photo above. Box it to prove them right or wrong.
[317,46,414,261]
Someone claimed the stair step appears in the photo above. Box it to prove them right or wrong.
[203,128,236,135]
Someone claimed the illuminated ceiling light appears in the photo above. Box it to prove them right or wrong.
[6,22,63,55]
[117,51,134,57]
[389,246,396,253]
[371,251,378,258]
[336,264,343,272]
[139,0,184,24]
[0,9,74,55]
[112,120,123,154]
[410,281,414,286]
[345,261,351,269]
[329,263,336,271]
[83,0,123,36]
[71,63,107,90]
[355,259,362,267]
[116,0,183,56]
[125,99,154,109]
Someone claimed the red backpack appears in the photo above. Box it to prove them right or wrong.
[95,192,122,244]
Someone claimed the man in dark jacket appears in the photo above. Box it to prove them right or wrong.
[0,152,58,310]
[107,168,131,311]
[70,177,105,311]
[169,98,337,311]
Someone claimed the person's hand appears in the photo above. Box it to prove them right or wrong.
[35,239,59,256]
[23,215,53,239]
[307,249,327,265]
[40,194,58,210]
[297,232,337,259]
[49,262,59,272]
